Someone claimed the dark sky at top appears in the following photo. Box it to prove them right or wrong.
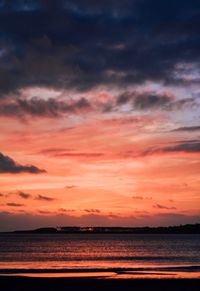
[0,0,200,95]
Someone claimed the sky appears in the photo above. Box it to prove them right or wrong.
[0,0,200,231]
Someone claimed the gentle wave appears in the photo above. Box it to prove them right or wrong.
[0,265,200,274]
[1,233,199,270]
[0,255,198,262]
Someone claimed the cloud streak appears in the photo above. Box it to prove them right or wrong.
[172,126,200,132]
[18,191,31,199]
[153,204,177,210]
[132,196,144,200]
[35,195,55,201]
[143,141,200,156]
[6,203,24,207]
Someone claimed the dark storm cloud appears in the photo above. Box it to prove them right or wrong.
[35,194,55,201]
[0,152,46,174]
[0,0,200,97]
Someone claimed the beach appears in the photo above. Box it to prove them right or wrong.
[0,233,199,290]
[0,275,199,291]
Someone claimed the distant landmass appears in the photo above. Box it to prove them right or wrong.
[6,223,200,234]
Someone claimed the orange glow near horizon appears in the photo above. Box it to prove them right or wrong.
[0,87,199,230]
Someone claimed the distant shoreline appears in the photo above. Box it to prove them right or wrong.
[1,223,199,234]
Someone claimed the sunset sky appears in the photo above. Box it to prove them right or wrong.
[0,0,200,231]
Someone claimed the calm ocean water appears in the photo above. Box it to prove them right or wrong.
[0,233,199,271]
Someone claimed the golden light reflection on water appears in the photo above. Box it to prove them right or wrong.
[0,271,200,279]
[1,234,200,280]
[0,272,116,278]
[116,271,200,279]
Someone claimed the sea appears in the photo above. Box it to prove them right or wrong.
[0,233,199,278]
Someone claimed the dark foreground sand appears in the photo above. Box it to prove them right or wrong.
[0,276,199,291]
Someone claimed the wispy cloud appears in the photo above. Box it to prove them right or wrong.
[143,140,200,156]
[35,195,55,201]
[65,185,76,189]
[6,203,25,207]
[153,204,177,210]
[132,196,144,200]
[171,126,200,132]
[18,191,31,199]
[84,209,101,213]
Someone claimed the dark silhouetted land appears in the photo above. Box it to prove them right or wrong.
[7,223,200,234]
